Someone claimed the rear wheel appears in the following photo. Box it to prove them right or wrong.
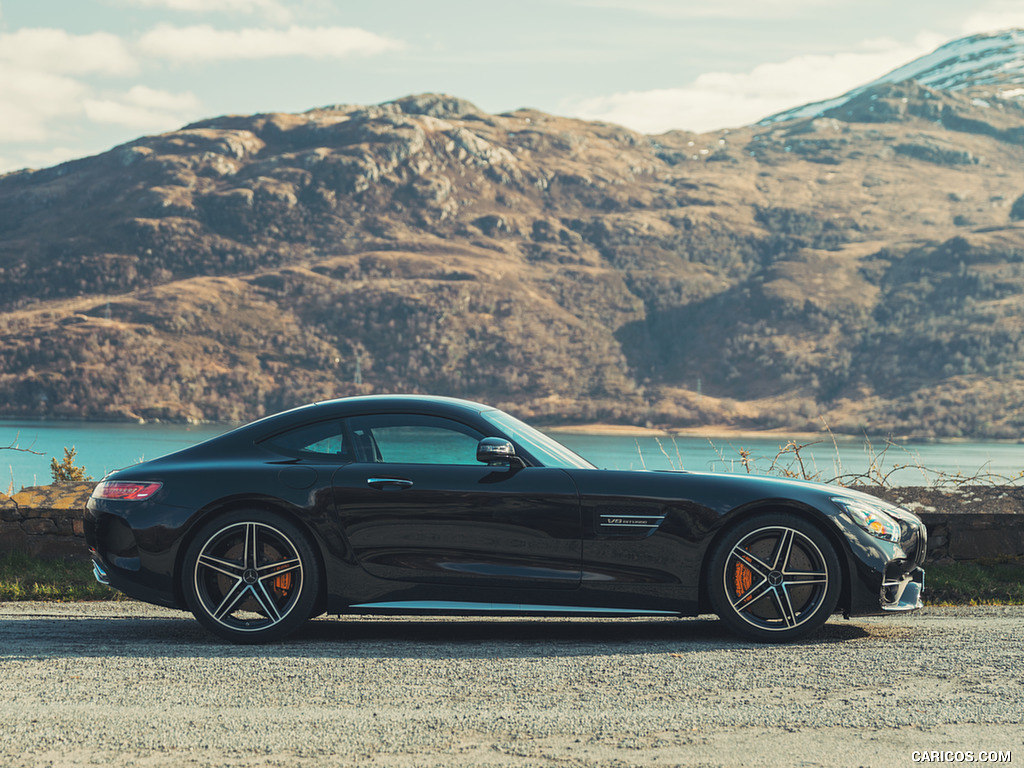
[182,509,320,643]
[707,513,841,642]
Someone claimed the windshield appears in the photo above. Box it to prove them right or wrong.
[481,410,595,469]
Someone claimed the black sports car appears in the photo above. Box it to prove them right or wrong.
[86,395,926,643]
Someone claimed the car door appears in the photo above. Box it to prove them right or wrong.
[331,413,582,589]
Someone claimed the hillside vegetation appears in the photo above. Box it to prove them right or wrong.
[3,87,1024,437]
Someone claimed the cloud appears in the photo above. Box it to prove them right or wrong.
[0,17,404,173]
[136,24,404,62]
[123,0,292,24]
[0,28,137,76]
[566,34,942,133]
[569,0,831,20]
[83,86,203,130]
[0,61,87,142]
[960,2,1024,34]
[3,146,88,173]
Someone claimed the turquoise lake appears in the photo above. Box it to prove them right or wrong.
[2,419,1022,489]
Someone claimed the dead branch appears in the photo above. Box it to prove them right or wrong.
[2,433,44,456]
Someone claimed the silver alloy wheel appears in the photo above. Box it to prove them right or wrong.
[722,524,831,633]
[192,521,304,634]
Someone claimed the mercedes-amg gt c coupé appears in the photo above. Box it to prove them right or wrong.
[86,395,926,643]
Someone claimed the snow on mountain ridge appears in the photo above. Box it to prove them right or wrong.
[762,29,1024,124]
[900,29,1024,90]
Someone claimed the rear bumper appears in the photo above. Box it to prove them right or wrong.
[85,497,187,609]
[89,548,180,608]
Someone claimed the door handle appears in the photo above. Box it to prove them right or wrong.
[366,477,414,490]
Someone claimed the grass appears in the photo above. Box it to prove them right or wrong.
[1,552,1021,607]
[923,558,1024,606]
[0,551,124,602]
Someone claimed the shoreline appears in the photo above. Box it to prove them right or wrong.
[549,423,869,443]
[3,415,1023,445]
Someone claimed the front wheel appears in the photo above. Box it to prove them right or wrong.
[182,510,321,643]
[707,513,841,643]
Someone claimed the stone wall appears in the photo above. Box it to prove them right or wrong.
[861,486,1024,563]
[0,483,96,560]
[1,483,1023,563]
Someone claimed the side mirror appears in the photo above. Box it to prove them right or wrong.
[476,437,521,466]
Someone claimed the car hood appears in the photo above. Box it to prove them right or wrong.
[663,469,888,502]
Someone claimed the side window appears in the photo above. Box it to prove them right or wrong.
[263,419,352,461]
[347,414,483,466]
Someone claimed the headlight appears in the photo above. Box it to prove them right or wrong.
[831,497,901,542]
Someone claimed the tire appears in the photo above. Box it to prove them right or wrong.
[182,509,321,644]
[707,513,841,643]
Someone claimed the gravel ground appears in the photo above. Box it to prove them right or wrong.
[0,602,1021,767]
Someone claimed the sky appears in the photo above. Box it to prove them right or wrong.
[3,0,1024,174]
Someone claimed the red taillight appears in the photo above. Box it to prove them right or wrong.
[93,481,163,501]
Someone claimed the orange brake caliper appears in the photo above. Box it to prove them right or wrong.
[271,571,293,597]
[734,561,753,597]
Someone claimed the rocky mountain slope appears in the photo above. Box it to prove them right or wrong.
[3,34,1024,437]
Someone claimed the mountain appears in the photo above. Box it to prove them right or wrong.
[3,33,1024,437]
[764,29,1024,124]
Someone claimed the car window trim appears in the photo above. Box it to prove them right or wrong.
[256,417,356,463]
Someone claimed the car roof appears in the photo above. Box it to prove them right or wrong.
[221,394,497,444]
[312,394,493,412]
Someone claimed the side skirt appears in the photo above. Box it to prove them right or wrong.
[347,600,681,616]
